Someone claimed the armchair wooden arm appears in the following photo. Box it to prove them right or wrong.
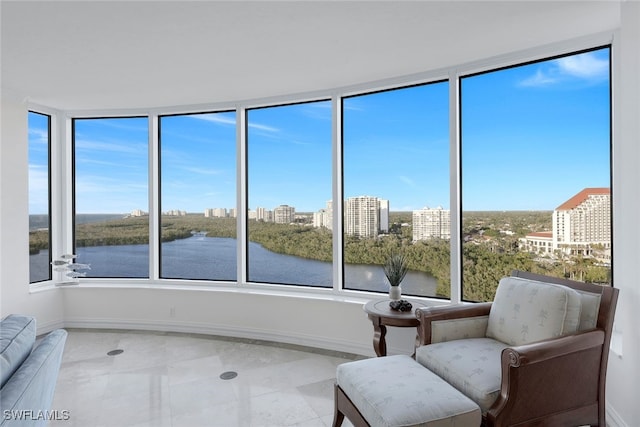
[486,330,606,427]
[416,303,492,346]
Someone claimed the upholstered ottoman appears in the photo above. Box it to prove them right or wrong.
[334,355,481,427]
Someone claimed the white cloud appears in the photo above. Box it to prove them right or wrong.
[75,138,141,154]
[189,114,236,126]
[399,175,416,187]
[183,166,223,176]
[189,113,278,132]
[29,128,48,144]
[248,122,279,133]
[519,69,559,87]
[555,52,609,80]
[519,51,608,88]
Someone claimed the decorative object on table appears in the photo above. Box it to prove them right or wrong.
[52,254,90,286]
[389,299,413,312]
[383,250,408,301]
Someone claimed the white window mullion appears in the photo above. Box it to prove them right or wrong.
[332,94,344,292]
[449,72,462,304]
[149,114,159,281]
[237,107,247,285]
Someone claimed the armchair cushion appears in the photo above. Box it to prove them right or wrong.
[486,277,582,346]
[415,338,509,412]
[431,315,489,343]
[576,290,601,330]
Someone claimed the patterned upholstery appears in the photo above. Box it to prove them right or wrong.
[337,355,481,426]
[415,338,508,413]
[576,290,601,330]
[431,316,489,343]
[416,278,589,414]
[485,277,582,346]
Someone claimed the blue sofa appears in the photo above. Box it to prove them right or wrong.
[1,315,67,426]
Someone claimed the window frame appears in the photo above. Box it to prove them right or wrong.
[71,115,150,279]
[157,110,237,282]
[29,33,613,300]
[457,44,613,302]
[244,99,333,288]
[28,110,53,284]
[340,81,450,299]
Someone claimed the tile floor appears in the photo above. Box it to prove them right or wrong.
[50,329,362,427]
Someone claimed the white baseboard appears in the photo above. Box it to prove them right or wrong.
[36,318,66,336]
[606,400,628,427]
[61,317,373,357]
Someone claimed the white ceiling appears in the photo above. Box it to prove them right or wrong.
[1,1,621,111]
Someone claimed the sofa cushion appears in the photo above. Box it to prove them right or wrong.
[0,315,36,388]
[416,337,508,413]
[486,277,582,346]
[337,355,480,426]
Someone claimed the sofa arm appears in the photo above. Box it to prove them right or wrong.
[416,303,492,345]
[487,329,605,427]
[0,329,67,427]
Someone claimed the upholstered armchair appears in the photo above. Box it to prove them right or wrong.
[415,270,618,427]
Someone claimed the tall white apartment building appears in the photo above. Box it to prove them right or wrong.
[412,206,450,241]
[345,196,389,238]
[204,208,227,218]
[274,205,295,224]
[313,201,333,229]
[553,188,611,257]
[255,207,273,222]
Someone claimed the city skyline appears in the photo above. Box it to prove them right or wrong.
[29,48,610,215]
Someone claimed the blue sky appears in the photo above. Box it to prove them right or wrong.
[29,47,610,215]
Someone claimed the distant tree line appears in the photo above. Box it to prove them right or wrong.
[28,211,610,301]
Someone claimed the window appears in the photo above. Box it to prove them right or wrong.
[73,117,149,278]
[342,82,450,298]
[28,111,51,283]
[246,101,333,286]
[460,47,612,302]
[159,112,237,281]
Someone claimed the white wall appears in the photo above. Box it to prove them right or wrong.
[606,2,640,426]
[60,286,421,357]
[0,93,64,331]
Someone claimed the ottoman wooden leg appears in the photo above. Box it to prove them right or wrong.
[334,383,370,427]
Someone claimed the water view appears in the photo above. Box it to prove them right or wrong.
[31,235,438,297]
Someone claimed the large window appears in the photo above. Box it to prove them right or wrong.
[58,44,612,300]
[246,101,333,286]
[159,112,237,281]
[73,117,149,278]
[28,111,52,283]
[460,47,612,302]
[342,82,449,298]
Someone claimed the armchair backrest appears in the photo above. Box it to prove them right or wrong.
[510,270,618,336]
[486,275,583,346]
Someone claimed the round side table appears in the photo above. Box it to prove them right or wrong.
[363,299,425,357]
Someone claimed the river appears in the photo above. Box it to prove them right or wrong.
[30,235,438,297]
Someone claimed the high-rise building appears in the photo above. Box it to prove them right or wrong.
[254,207,273,222]
[553,188,611,258]
[313,200,333,230]
[204,208,227,218]
[345,196,389,238]
[274,205,295,224]
[412,206,450,241]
